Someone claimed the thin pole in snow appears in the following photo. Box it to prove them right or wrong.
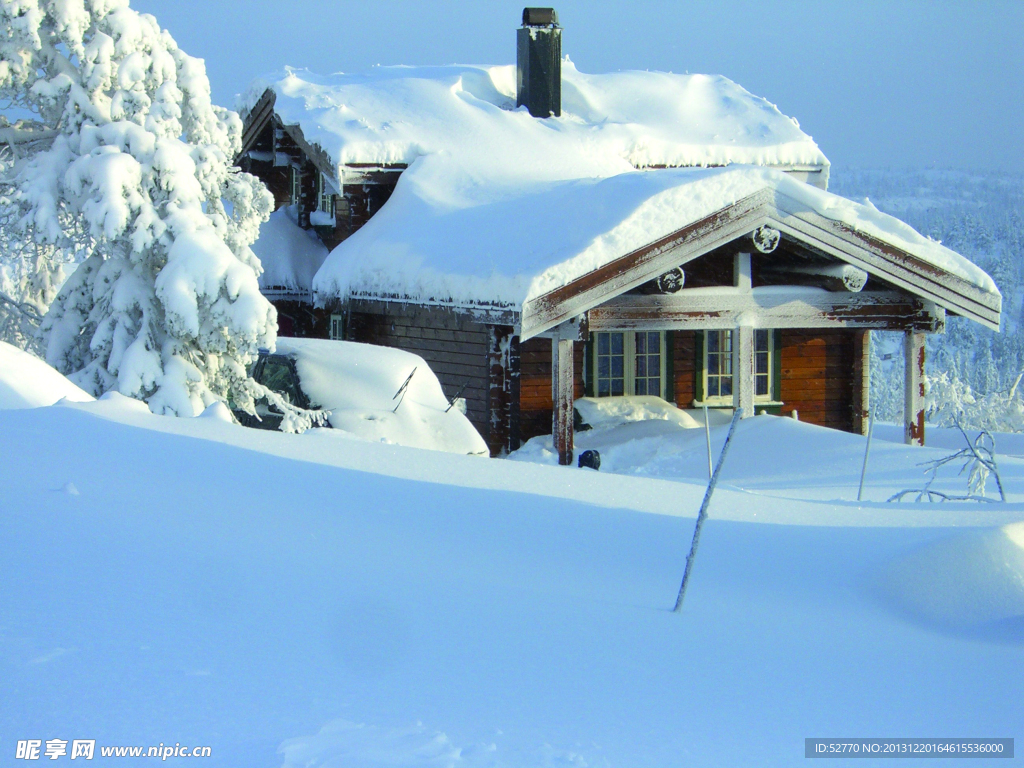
[674,407,743,613]
[703,403,713,480]
[857,414,875,502]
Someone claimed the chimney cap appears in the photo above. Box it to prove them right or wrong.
[522,7,559,27]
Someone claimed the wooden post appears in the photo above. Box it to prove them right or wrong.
[552,336,575,465]
[904,331,925,446]
[487,326,520,456]
[853,329,871,435]
[734,324,754,418]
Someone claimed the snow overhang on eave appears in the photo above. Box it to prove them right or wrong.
[519,188,1001,340]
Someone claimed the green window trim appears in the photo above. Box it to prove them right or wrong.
[693,329,783,409]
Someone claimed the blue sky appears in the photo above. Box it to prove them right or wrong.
[133,0,1024,174]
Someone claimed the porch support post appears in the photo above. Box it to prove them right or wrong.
[734,324,754,418]
[904,331,925,446]
[853,330,871,435]
[552,336,575,465]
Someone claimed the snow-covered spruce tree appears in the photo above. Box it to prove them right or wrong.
[0,0,316,427]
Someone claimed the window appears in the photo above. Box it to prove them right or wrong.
[701,329,776,404]
[329,313,345,341]
[289,166,301,207]
[592,331,666,398]
[317,173,334,217]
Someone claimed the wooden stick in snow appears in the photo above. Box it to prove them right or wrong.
[673,408,743,613]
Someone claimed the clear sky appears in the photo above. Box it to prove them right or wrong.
[132,0,1024,174]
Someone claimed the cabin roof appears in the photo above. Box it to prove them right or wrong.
[240,62,830,180]
[309,163,1000,333]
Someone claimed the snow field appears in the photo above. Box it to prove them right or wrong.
[1,396,1023,767]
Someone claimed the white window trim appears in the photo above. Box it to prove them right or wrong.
[317,173,334,216]
[591,330,668,399]
[289,166,301,207]
[699,329,780,407]
[329,313,344,340]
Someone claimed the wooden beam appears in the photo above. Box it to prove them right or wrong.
[488,326,521,456]
[904,331,925,446]
[552,337,575,465]
[520,191,774,339]
[853,330,871,435]
[735,324,754,417]
[588,290,943,332]
[771,194,1001,330]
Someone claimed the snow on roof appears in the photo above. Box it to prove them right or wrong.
[242,62,829,177]
[252,207,329,296]
[311,163,999,309]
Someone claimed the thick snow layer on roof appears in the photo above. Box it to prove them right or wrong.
[252,207,328,295]
[275,337,487,455]
[312,163,998,308]
[243,62,828,175]
[0,342,94,409]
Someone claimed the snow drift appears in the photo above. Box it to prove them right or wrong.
[0,341,93,409]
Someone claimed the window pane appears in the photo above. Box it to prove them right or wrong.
[611,357,623,378]
[611,333,624,355]
[708,379,719,397]
[756,352,768,375]
[611,379,624,396]
[635,379,647,395]
[709,355,719,376]
[721,378,732,396]
[599,380,609,397]
[636,333,646,354]
[636,357,647,377]
[598,334,609,355]
[708,331,719,353]
[598,358,609,378]
[755,329,769,352]
[756,376,769,396]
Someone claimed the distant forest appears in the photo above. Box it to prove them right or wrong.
[830,168,1024,430]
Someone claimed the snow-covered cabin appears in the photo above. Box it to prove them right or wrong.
[239,8,1000,461]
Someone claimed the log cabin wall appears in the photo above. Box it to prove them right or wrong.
[518,337,585,444]
[271,301,331,339]
[671,331,697,408]
[777,328,856,431]
[345,303,491,441]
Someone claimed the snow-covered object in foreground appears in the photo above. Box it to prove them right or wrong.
[314,164,999,311]
[574,396,703,431]
[0,341,93,409]
[252,208,329,297]
[275,338,488,455]
[242,63,828,177]
[1,0,276,417]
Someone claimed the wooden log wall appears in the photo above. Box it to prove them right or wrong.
[346,304,491,443]
[777,329,856,431]
[518,337,585,443]
[272,300,331,339]
[672,331,697,407]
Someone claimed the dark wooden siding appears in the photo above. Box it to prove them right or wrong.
[519,337,585,444]
[346,304,491,440]
[671,330,697,408]
[778,329,855,431]
[272,300,331,339]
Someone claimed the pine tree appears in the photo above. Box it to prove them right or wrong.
[0,0,312,423]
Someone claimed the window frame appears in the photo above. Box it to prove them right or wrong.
[698,329,781,407]
[289,166,301,207]
[317,172,334,217]
[590,330,668,399]
[329,313,345,341]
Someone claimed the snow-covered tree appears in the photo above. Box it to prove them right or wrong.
[0,0,305,422]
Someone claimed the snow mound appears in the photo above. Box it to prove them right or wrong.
[276,338,488,455]
[0,342,94,410]
[575,395,703,431]
[253,207,329,296]
[877,522,1024,641]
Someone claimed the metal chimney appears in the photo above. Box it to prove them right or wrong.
[516,8,561,118]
